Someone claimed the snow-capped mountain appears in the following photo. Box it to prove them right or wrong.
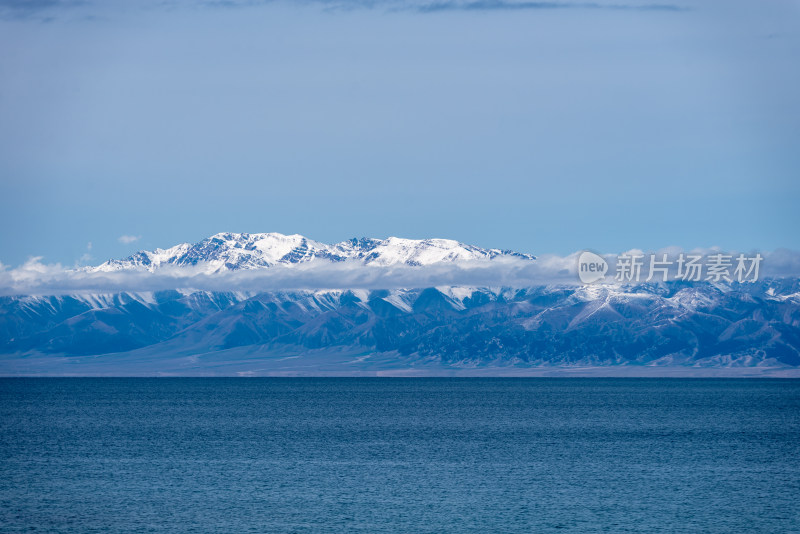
[91,232,536,273]
[2,232,799,375]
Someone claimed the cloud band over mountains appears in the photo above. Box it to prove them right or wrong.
[2,249,799,296]
[0,256,573,295]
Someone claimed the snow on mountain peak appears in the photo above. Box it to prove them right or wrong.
[90,232,536,273]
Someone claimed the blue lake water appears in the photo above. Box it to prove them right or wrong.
[1,378,799,533]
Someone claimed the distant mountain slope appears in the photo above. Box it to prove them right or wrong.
[91,233,536,273]
[2,280,799,374]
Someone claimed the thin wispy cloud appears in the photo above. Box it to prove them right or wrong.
[0,0,63,9]
[0,0,84,19]
[118,235,141,244]
[0,0,686,18]
[75,242,94,266]
[202,0,688,13]
[415,1,686,13]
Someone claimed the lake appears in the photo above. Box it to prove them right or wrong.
[1,378,799,532]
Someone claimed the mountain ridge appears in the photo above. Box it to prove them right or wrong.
[2,279,799,375]
[91,232,537,273]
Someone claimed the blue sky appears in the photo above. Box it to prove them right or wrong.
[0,0,798,267]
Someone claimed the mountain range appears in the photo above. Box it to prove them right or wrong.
[2,233,799,376]
[91,232,536,272]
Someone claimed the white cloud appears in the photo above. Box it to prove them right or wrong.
[118,235,141,244]
[0,248,797,296]
[0,256,572,296]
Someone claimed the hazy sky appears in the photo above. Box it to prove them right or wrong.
[1,0,798,267]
